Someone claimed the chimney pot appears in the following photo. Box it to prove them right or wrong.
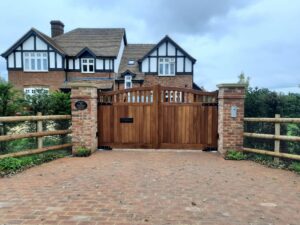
[50,20,64,37]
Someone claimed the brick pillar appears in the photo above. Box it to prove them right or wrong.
[217,83,246,156]
[71,84,98,154]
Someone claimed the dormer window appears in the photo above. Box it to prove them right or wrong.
[128,60,135,65]
[124,75,132,89]
[159,58,175,76]
[81,58,94,73]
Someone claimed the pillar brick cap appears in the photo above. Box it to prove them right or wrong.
[217,83,246,88]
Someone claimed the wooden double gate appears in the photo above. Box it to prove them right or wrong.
[98,85,218,150]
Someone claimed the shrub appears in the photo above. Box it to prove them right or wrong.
[0,149,70,176]
[0,157,22,171]
[289,162,300,173]
[74,146,91,157]
[225,150,247,160]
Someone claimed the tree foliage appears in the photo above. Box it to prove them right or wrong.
[242,76,300,155]
[0,80,24,117]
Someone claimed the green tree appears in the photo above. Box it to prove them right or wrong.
[24,89,51,115]
[0,80,24,152]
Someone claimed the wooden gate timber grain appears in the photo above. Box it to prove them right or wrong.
[98,85,218,150]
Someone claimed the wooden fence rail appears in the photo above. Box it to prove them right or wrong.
[243,114,300,161]
[0,113,72,159]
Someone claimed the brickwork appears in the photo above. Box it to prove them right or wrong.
[143,75,193,88]
[1,151,300,225]
[9,70,192,91]
[8,71,66,91]
[71,85,98,154]
[67,72,115,81]
[115,82,143,90]
[217,83,246,155]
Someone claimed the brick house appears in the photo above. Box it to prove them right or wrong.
[1,20,201,94]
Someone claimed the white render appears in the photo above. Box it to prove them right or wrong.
[49,52,55,68]
[8,53,14,68]
[75,59,80,70]
[114,37,125,73]
[56,54,62,68]
[23,36,34,50]
[36,37,47,50]
[158,42,166,56]
[177,57,184,72]
[142,58,149,71]
[150,57,157,72]
[96,59,104,70]
[68,59,73,70]
[167,43,176,56]
[15,52,22,68]
[185,58,192,72]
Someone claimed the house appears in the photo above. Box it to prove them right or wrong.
[1,20,201,94]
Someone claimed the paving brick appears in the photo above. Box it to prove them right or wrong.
[0,151,299,225]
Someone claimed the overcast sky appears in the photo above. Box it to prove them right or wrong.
[0,0,299,92]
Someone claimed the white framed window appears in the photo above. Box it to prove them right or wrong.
[81,58,95,73]
[24,87,49,96]
[159,57,175,76]
[23,52,48,72]
[124,75,132,89]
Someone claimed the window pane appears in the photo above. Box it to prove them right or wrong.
[83,59,87,63]
[159,64,164,74]
[89,59,93,63]
[83,65,87,72]
[165,64,169,74]
[159,58,163,62]
[31,59,35,70]
[126,81,131,89]
[30,53,35,57]
[43,58,48,70]
[37,59,41,70]
[89,65,94,72]
[170,63,175,74]
[25,59,29,70]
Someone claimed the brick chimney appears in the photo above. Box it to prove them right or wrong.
[50,20,64,37]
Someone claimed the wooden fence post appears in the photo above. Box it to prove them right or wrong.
[37,112,43,149]
[274,114,280,163]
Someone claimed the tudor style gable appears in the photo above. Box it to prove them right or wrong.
[139,36,196,76]
[1,28,65,72]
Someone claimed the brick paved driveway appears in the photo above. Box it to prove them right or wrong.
[0,150,299,225]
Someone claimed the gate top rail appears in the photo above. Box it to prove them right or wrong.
[98,85,218,105]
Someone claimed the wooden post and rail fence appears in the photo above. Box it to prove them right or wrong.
[243,114,300,161]
[0,114,72,159]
